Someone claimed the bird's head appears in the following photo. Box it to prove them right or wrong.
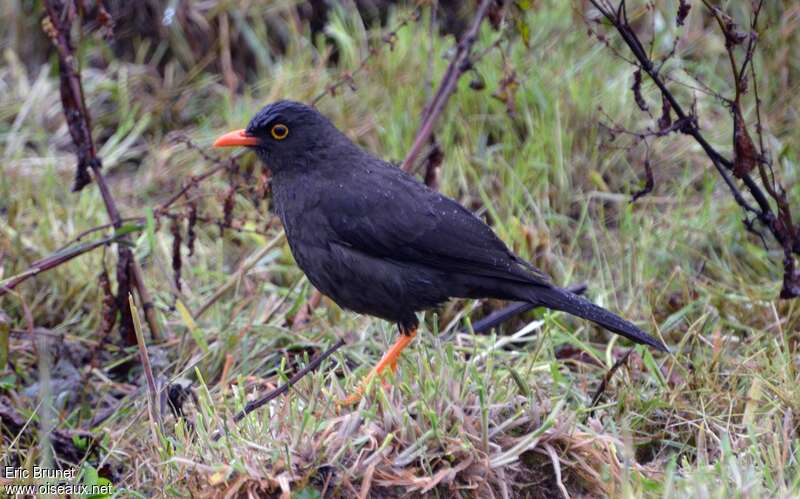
[213,100,351,171]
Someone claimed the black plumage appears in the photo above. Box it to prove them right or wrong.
[216,100,667,354]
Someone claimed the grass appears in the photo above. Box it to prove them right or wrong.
[1,1,799,497]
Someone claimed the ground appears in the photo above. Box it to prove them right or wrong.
[1,1,799,497]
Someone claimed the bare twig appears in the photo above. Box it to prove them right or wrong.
[590,1,761,213]
[588,0,800,298]
[155,163,230,216]
[589,348,633,411]
[0,234,126,296]
[211,338,346,441]
[401,0,495,172]
[311,9,420,105]
[42,0,163,343]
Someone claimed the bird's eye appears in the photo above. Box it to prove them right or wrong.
[271,123,289,140]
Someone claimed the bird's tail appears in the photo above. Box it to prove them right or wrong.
[527,286,667,352]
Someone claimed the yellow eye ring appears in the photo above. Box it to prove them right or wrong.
[271,124,289,140]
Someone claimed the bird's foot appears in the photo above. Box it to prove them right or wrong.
[336,328,416,406]
[337,384,367,407]
[336,360,397,406]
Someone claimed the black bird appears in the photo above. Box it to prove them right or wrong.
[214,100,667,403]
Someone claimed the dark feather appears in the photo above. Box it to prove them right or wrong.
[251,100,667,352]
[323,162,550,286]
[525,286,667,352]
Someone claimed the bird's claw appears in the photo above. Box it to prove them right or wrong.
[337,328,415,407]
[336,365,397,406]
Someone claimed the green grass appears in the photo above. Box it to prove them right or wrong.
[1,1,799,497]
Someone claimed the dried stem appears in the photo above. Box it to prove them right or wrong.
[588,0,799,298]
[42,0,163,343]
[401,0,495,172]
[211,338,346,442]
[154,162,231,216]
[129,295,163,443]
[0,234,124,296]
[589,348,633,410]
[311,9,420,105]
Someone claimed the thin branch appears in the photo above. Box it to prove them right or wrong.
[211,338,346,441]
[0,234,126,296]
[590,0,769,215]
[401,0,496,172]
[739,0,764,80]
[587,0,800,298]
[42,0,162,342]
[589,348,633,410]
[311,9,420,105]
[703,0,741,103]
[155,163,230,216]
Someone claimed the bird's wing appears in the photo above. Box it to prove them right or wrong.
[324,164,550,286]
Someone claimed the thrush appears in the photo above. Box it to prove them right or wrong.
[213,100,667,404]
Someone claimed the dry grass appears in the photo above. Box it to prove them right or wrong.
[1,1,799,497]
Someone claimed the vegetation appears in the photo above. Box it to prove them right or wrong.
[1,1,798,497]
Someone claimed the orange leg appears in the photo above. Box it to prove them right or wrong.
[338,326,417,406]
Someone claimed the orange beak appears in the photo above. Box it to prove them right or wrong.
[213,129,260,148]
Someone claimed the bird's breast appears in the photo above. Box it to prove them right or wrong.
[271,171,332,255]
